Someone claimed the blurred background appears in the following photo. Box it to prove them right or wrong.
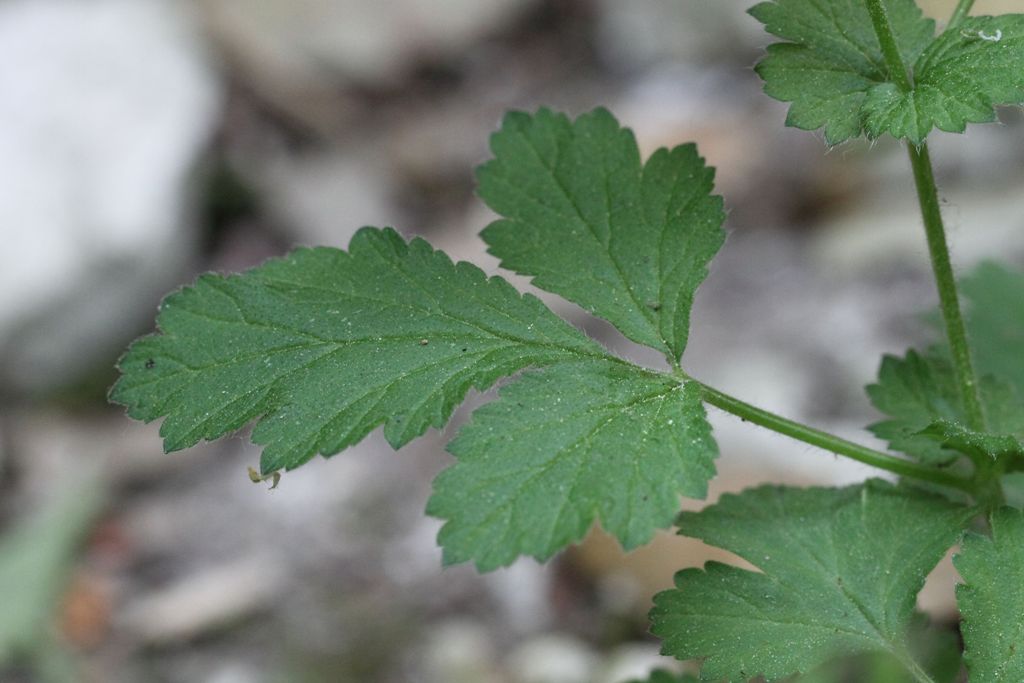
[1,1,1023,681]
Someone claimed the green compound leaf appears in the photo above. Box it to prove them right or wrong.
[751,1,1024,144]
[477,108,726,364]
[650,480,973,682]
[867,349,1024,464]
[111,227,606,473]
[955,507,1024,682]
[961,262,1024,397]
[750,0,935,145]
[885,15,1024,142]
[0,472,105,664]
[429,359,716,571]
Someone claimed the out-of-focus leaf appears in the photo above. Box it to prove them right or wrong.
[0,470,105,664]
[961,262,1024,397]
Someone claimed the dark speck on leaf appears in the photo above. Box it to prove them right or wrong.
[145,359,156,369]
[461,347,468,352]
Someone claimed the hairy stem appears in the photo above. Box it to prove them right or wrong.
[863,0,984,428]
[907,143,987,433]
[948,0,976,30]
[864,0,992,493]
[694,381,974,493]
[865,0,913,91]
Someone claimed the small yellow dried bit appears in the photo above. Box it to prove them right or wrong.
[247,466,281,490]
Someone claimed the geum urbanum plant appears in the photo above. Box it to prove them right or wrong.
[112,0,1024,680]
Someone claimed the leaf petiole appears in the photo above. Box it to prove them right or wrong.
[864,0,913,91]
[691,379,975,493]
[906,143,987,436]
[947,0,976,30]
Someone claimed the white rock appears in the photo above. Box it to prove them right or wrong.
[595,644,682,683]
[0,0,220,391]
[509,634,597,683]
[484,558,555,633]
[423,620,500,683]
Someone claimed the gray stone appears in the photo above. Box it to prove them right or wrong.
[198,0,537,87]
[509,634,598,683]
[0,0,220,392]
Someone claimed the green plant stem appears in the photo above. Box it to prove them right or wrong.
[948,0,976,29]
[864,0,985,431]
[907,143,987,433]
[693,380,974,493]
[864,0,993,497]
[865,0,913,91]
